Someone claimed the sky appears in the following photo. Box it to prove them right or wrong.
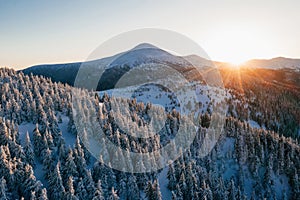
[1,0,300,69]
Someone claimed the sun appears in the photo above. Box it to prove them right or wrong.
[228,60,245,67]
[225,59,246,69]
[203,26,268,65]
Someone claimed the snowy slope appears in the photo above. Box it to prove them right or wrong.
[99,82,230,115]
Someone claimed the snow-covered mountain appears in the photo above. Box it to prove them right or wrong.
[108,43,191,67]
[22,43,300,91]
[22,43,212,90]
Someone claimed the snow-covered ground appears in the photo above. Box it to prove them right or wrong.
[58,114,76,148]
[158,167,172,200]
[248,119,268,131]
[99,82,229,116]
[248,120,260,129]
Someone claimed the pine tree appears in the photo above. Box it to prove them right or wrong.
[24,132,35,167]
[106,163,117,189]
[153,180,162,200]
[145,181,154,200]
[65,176,78,200]
[82,169,96,199]
[237,166,245,192]
[57,137,67,161]
[228,179,236,200]
[92,155,105,182]
[80,129,91,164]
[22,164,37,199]
[108,187,119,200]
[118,177,127,200]
[185,162,197,199]
[178,172,187,199]
[74,137,87,176]
[48,162,66,199]
[31,181,46,200]
[171,191,177,200]
[0,146,9,181]
[38,188,48,200]
[214,177,227,200]
[30,191,36,200]
[76,178,88,200]
[0,118,9,145]
[63,148,78,179]
[101,174,109,198]
[291,170,300,199]
[44,129,54,150]
[127,174,140,200]
[42,148,54,180]
[92,180,105,200]
[33,124,43,157]
[0,177,10,200]
[264,155,274,188]
[145,180,162,200]
[205,186,213,200]
[167,163,176,190]
[236,187,242,200]
[37,104,48,132]
[175,184,183,200]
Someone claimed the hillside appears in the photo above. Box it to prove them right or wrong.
[0,68,299,199]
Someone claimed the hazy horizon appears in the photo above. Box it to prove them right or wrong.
[12,42,300,70]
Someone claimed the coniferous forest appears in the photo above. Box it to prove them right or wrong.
[0,67,299,200]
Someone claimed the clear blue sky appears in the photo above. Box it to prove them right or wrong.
[1,0,300,69]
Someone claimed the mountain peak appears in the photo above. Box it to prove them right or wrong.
[131,43,159,50]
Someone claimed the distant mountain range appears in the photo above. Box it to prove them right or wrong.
[21,43,300,91]
[243,57,300,70]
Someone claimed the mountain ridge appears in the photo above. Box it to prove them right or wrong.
[21,43,300,90]
[22,43,208,90]
[22,43,300,71]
